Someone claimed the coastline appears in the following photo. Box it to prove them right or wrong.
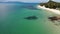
[37,5,60,15]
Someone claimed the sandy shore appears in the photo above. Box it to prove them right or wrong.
[37,5,60,15]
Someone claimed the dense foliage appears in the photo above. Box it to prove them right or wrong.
[40,0,60,9]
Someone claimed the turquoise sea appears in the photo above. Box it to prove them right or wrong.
[0,3,60,34]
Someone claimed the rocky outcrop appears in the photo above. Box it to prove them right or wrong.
[40,0,60,9]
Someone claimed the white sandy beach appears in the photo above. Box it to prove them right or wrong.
[37,5,60,15]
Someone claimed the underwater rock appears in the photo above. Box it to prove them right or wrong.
[48,16,60,22]
[48,16,60,26]
[24,16,38,20]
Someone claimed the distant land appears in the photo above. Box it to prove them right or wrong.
[0,1,24,3]
[0,1,39,4]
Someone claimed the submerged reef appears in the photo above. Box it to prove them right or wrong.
[24,16,38,20]
[48,16,60,22]
[48,16,60,26]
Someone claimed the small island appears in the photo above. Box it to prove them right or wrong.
[40,0,60,9]
[37,0,60,15]
[38,0,60,22]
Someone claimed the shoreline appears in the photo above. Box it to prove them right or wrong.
[37,5,60,15]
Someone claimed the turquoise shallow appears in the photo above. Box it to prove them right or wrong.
[0,3,60,34]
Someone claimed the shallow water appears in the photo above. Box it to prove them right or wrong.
[0,3,60,34]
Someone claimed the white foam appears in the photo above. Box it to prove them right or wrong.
[37,5,60,15]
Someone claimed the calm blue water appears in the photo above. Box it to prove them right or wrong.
[0,3,58,34]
